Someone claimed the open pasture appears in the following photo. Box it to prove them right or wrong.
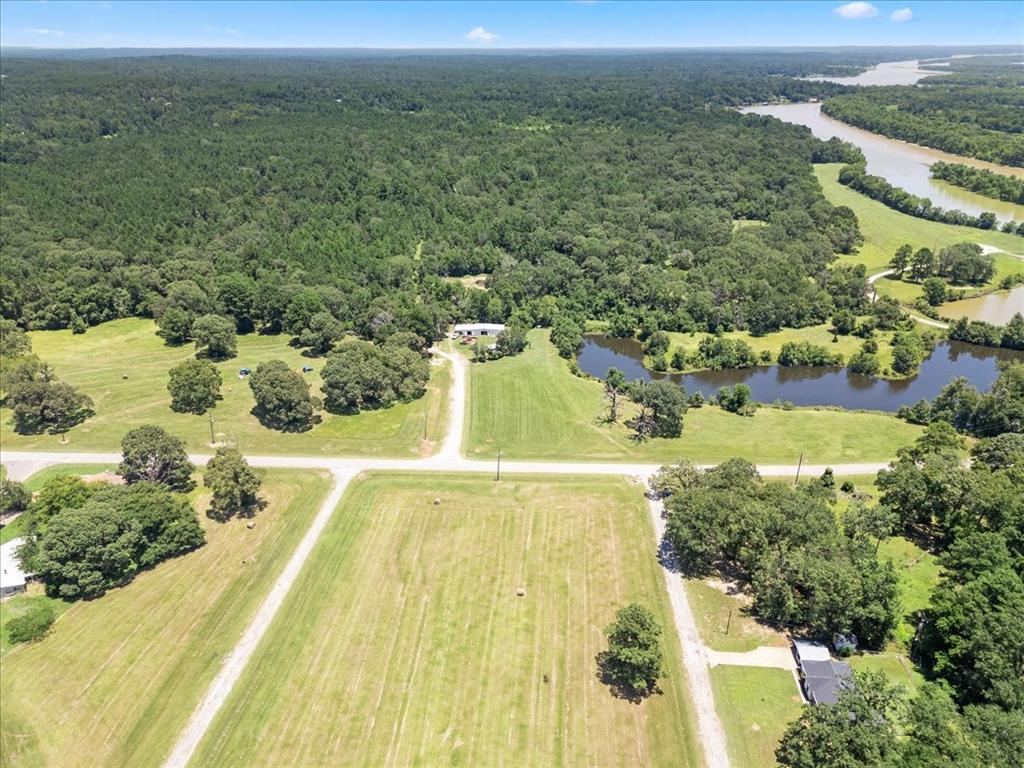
[192,472,701,768]
[1,319,450,457]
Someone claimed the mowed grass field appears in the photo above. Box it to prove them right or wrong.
[0,318,450,456]
[0,469,331,768]
[815,163,1024,277]
[192,473,702,768]
[710,666,803,768]
[465,331,922,464]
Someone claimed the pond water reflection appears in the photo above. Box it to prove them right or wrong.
[577,335,1022,412]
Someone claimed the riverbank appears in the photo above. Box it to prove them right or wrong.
[741,103,1024,223]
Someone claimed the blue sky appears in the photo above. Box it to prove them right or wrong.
[1,1,1021,49]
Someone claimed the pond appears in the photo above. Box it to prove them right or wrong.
[942,286,1024,326]
[577,334,1022,412]
[739,102,1024,224]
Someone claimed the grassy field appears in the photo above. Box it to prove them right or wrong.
[192,472,702,768]
[815,164,1024,277]
[684,580,788,653]
[0,469,331,768]
[0,318,450,456]
[710,666,803,768]
[465,331,922,464]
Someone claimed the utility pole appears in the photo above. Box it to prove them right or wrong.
[208,413,216,446]
[725,608,733,635]
[495,449,502,482]
[794,452,804,486]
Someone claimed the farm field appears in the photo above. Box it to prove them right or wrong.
[0,318,450,457]
[815,163,1024,277]
[710,666,804,768]
[0,469,331,768]
[192,472,701,768]
[465,331,922,464]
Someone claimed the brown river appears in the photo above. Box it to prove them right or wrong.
[740,101,1024,223]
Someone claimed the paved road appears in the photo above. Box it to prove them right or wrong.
[1,347,893,768]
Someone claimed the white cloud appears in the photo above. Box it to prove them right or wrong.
[890,7,914,22]
[834,2,879,19]
[27,28,64,37]
[465,26,498,43]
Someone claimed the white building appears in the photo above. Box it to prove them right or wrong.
[452,323,505,339]
[1,537,30,598]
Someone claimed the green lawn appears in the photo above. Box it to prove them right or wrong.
[466,330,922,463]
[849,652,924,692]
[710,666,804,768]
[815,163,1024,277]
[684,580,788,653]
[1,318,450,456]
[192,472,702,768]
[0,469,332,768]
[878,535,941,648]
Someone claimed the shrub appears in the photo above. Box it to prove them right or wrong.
[7,601,56,644]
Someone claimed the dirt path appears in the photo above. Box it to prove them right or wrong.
[645,493,730,768]
[162,469,357,768]
[868,268,950,329]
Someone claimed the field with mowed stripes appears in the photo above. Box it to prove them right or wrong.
[192,472,701,768]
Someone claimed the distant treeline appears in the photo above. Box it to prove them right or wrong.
[1,54,873,346]
[931,161,1024,205]
[822,83,1024,167]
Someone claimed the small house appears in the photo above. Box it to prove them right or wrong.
[452,323,505,340]
[793,640,853,706]
[1,538,30,598]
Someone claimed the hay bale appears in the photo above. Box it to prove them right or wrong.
[246,521,256,529]
[433,497,441,506]
[516,587,526,597]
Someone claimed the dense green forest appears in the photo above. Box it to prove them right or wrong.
[1,54,870,343]
[822,71,1024,166]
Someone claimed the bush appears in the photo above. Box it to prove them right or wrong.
[718,383,753,414]
[0,478,31,515]
[778,342,843,367]
[847,350,881,377]
[7,601,56,644]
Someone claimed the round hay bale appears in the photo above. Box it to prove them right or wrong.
[516,587,526,597]
[433,497,441,506]
[246,521,256,529]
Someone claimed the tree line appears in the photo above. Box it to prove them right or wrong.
[930,161,1024,205]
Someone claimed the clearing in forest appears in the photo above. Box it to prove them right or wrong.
[192,472,702,768]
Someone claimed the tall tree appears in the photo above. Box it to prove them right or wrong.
[118,425,196,492]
